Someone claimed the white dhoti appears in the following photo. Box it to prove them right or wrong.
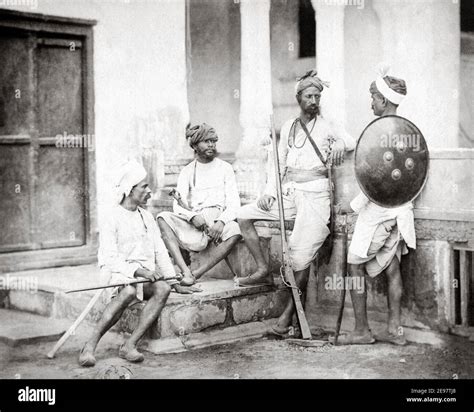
[237,189,330,272]
[99,269,142,305]
[348,218,407,277]
[158,207,241,252]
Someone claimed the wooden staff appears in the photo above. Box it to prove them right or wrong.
[334,214,348,345]
[47,275,181,359]
[65,276,182,294]
[270,114,312,340]
[47,288,103,359]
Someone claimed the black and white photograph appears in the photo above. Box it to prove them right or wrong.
[0,0,472,407]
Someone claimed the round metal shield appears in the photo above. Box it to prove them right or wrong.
[355,115,429,208]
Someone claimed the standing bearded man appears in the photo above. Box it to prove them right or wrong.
[338,66,415,346]
[157,123,242,285]
[236,70,355,335]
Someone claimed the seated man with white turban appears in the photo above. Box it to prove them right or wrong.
[79,161,195,367]
[338,65,415,346]
[237,70,355,336]
[157,123,242,285]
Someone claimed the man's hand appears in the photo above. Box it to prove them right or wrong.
[135,268,162,282]
[257,195,275,212]
[335,201,353,215]
[329,138,346,167]
[208,221,224,243]
[173,284,202,294]
[191,214,208,231]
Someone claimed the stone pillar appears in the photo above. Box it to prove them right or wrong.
[372,0,460,148]
[234,0,273,202]
[311,1,346,124]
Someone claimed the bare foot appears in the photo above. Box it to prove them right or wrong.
[180,270,195,286]
[236,267,273,287]
[78,343,96,367]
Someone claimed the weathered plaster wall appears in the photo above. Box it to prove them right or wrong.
[4,0,189,227]
[344,0,460,148]
[187,0,241,154]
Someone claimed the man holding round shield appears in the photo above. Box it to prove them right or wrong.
[338,65,420,346]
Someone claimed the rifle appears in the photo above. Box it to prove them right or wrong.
[270,114,312,340]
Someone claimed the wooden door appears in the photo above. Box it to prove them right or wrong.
[0,11,97,272]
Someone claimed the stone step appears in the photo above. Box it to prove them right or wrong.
[118,279,287,339]
[0,308,71,347]
[143,320,273,354]
[2,264,287,346]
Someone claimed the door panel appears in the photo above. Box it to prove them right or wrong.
[36,43,83,137]
[0,33,33,136]
[0,145,32,251]
[0,32,34,252]
[35,41,85,248]
[35,145,86,247]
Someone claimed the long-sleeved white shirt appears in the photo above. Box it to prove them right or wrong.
[264,115,356,197]
[349,191,416,258]
[173,157,241,224]
[98,205,177,281]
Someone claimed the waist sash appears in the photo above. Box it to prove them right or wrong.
[284,167,328,184]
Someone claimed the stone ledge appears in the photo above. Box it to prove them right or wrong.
[119,280,287,339]
[0,309,70,347]
[143,320,271,354]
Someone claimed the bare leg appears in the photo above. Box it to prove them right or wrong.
[157,217,194,285]
[275,267,310,331]
[348,263,370,335]
[79,285,137,366]
[237,218,269,278]
[193,235,241,279]
[384,256,403,335]
[333,263,375,345]
[124,281,171,350]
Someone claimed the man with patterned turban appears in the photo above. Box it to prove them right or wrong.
[337,64,415,346]
[78,161,191,367]
[157,124,241,285]
[236,70,356,336]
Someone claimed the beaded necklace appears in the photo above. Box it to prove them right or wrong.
[289,117,316,148]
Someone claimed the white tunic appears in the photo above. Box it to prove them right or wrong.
[173,157,241,224]
[264,115,356,196]
[98,205,178,299]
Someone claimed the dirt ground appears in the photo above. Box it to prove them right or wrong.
[0,331,473,380]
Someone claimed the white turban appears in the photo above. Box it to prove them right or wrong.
[115,160,147,204]
[374,62,406,105]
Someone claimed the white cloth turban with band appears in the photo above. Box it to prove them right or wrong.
[115,160,147,204]
[375,63,406,105]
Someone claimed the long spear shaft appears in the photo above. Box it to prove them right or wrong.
[65,276,182,294]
